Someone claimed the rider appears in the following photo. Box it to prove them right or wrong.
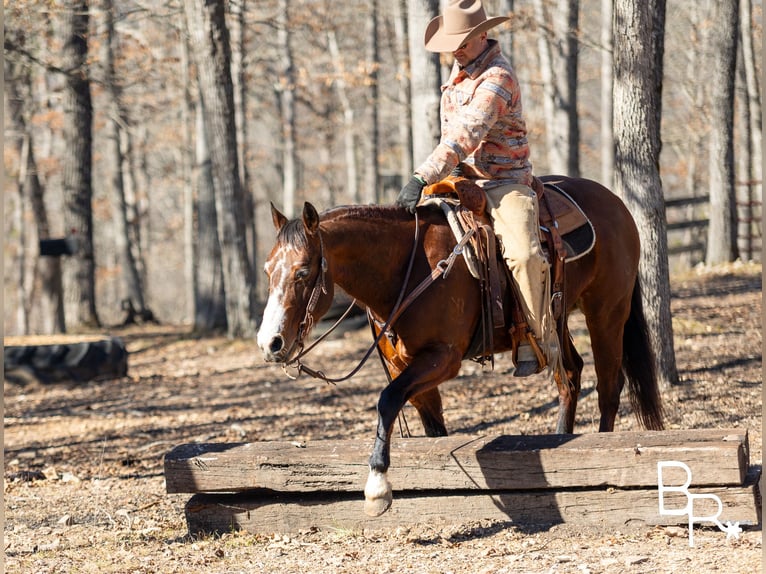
[396,0,554,377]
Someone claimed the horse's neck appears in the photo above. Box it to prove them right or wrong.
[322,207,414,311]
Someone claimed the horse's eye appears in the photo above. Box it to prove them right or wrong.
[294,268,310,281]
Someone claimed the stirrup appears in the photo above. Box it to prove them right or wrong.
[512,333,547,378]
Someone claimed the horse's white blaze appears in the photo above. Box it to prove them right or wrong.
[256,245,292,356]
[256,284,287,351]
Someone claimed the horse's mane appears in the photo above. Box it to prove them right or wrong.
[277,204,433,248]
[320,204,413,224]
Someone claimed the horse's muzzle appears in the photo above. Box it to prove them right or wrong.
[260,334,287,362]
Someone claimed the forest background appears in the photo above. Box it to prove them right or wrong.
[3,0,762,338]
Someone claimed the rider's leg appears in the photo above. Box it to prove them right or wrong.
[485,183,552,376]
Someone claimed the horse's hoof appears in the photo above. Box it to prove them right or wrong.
[364,493,392,517]
[364,468,392,517]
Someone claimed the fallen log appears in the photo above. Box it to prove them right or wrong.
[183,467,761,534]
[164,429,761,535]
[165,429,750,494]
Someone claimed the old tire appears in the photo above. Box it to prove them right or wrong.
[4,336,128,384]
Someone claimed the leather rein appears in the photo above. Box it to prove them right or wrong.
[281,211,475,384]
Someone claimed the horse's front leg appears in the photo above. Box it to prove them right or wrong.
[364,346,461,517]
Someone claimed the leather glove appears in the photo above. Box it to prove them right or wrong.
[396,175,426,214]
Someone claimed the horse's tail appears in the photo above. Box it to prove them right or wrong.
[622,277,665,430]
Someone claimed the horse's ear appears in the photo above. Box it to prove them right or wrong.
[270,202,288,231]
[302,202,320,236]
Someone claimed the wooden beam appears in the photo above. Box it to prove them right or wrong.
[165,429,749,494]
[182,467,761,535]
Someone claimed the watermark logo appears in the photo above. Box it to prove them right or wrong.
[657,461,742,546]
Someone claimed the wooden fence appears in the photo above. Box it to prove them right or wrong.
[665,182,762,264]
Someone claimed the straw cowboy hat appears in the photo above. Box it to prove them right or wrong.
[424,0,509,53]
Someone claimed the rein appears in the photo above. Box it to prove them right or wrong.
[282,211,475,384]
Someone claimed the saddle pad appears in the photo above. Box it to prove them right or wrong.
[540,183,588,235]
[540,183,595,262]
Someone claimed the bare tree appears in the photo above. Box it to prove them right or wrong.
[739,0,762,184]
[613,0,677,387]
[393,0,413,184]
[180,23,197,326]
[184,0,258,337]
[407,0,441,168]
[61,0,99,328]
[229,0,256,272]
[193,94,228,331]
[276,0,298,217]
[600,0,613,187]
[101,0,147,319]
[327,30,360,204]
[363,0,381,204]
[533,0,580,176]
[499,0,515,64]
[705,0,740,265]
[737,0,761,260]
[7,59,66,334]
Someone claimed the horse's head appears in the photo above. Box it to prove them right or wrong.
[257,202,335,363]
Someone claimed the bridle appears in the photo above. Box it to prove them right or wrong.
[294,234,329,351]
[281,211,475,384]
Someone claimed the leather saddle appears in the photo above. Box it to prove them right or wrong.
[421,175,595,366]
[423,176,595,262]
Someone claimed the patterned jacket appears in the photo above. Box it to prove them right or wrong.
[415,40,533,188]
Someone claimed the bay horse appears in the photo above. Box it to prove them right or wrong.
[256,175,664,517]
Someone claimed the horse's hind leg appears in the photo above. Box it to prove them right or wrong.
[409,388,447,437]
[554,325,584,434]
[365,346,461,517]
[583,306,629,432]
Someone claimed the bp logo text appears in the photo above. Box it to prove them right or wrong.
[657,461,742,546]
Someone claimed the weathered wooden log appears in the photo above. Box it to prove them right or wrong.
[182,467,761,535]
[165,429,750,494]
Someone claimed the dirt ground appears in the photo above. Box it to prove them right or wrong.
[4,262,763,573]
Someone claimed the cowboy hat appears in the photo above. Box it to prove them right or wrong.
[424,0,509,53]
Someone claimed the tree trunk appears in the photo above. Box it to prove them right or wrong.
[393,0,412,185]
[327,30,359,204]
[613,0,677,387]
[6,57,66,335]
[184,0,257,337]
[499,0,515,66]
[193,94,227,332]
[533,0,580,176]
[122,124,150,296]
[600,0,613,187]
[675,2,708,268]
[61,0,99,328]
[229,0,256,272]
[705,0,740,265]
[276,0,298,217]
[363,0,381,204]
[180,22,197,325]
[738,0,762,261]
[407,0,441,168]
[102,0,147,317]
[29,146,66,334]
[6,63,31,334]
[739,0,762,184]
